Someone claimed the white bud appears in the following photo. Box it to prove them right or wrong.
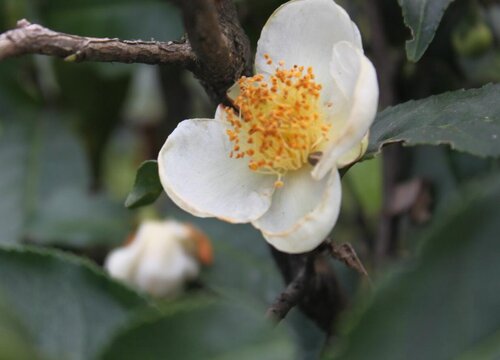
[105,220,203,298]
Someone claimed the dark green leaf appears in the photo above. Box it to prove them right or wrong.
[54,62,131,178]
[125,160,163,209]
[100,299,295,360]
[0,114,88,245]
[486,5,500,40]
[459,50,500,84]
[28,187,130,249]
[399,0,454,61]
[333,172,500,360]
[41,0,183,41]
[0,59,41,116]
[0,294,40,360]
[367,83,500,158]
[0,246,148,360]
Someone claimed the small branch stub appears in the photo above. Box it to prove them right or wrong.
[329,242,371,283]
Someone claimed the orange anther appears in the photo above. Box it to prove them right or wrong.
[223,59,330,176]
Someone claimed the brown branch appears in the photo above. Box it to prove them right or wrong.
[267,246,345,334]
[0,19,195,66]
[328,243,371,284]
[266,265,310,322]
[177,0,232,72]
[175,0,252,103]
[1,0,251,104]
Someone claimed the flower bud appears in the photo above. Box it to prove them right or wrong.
[105,219,212,298]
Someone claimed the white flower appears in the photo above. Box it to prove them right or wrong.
[158,0,378,254]
[104,220,212,298]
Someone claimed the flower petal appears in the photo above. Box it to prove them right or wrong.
[255,0,362,102]
[336,132,369,168]
[105,240,143,281]
[135,237,199,297]
[313,41,378,180]
[253,168,341,254]
[158,113,275,223]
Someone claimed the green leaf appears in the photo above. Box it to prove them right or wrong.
[459,50,500,84]
[125,160,163,209]
[367,83,500,159]
[487,5,500,40]
[399,0,454,61]
[28,187,130,249]
[54,62,131,176]
[0,294,40,360]
[0,114,88,245]
[0,60,41,116]
[41,0,183,41]
[333,172,500,360]
[100,299,295,360]
[0,246,148,360]
[344,158,382,218]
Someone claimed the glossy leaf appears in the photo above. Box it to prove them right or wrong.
[0,246,148,360]
[125,160,163,209]
[334,173,500,360]
[100,299,295,360]
[399,0,454,61]
[367,83,500,159]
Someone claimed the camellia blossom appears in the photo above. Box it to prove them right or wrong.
[105,220,212,298]
[158,0,378,254]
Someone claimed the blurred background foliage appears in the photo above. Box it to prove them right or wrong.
[0,0,499,359]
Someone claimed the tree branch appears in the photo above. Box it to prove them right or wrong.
[268,246,345,334]
[1,0,252,104]
[0,19,195,66]
[175,0,252,103]
[327,243,371,284]
[266,264,310,322]
[176,0,232,72]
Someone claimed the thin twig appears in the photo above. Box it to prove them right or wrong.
[266,265,310,322]
[267,245,344,333]
[0,19,195,66]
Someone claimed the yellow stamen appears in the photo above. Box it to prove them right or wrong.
[274,180,285,188]
[224,56,332,186]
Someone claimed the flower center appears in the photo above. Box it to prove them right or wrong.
[224,56,331,187]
